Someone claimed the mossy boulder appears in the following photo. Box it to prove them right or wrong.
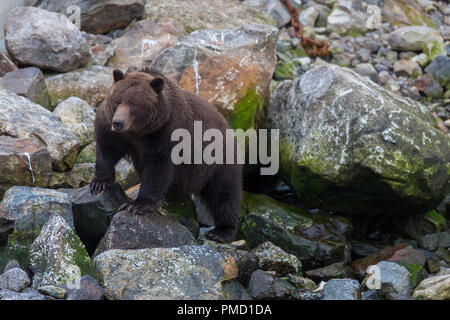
[150,24,278,131]
[382,0,436,28]
[267,63,450,215]
[29,214,97,288]
[238,192,352,269]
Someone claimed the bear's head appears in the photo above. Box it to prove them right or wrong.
[102,69,169,135]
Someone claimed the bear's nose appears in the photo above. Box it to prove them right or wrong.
[112,120,124,131]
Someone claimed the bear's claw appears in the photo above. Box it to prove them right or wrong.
[90,178,113,196]
[119,202,156,215]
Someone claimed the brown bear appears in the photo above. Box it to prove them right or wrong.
[90,68,242,243]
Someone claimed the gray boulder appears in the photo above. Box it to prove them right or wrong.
[323,279,361,300]
[94,245,238,300]
[5,7,91,72]
[248,269,299,300]
[0,268,30,292]
[0,205,14,247]
[267,63,450,215]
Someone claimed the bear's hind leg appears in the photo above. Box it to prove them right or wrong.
[200,173,241,243]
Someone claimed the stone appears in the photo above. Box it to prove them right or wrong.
[45,65,114,108]
[1,187,74,247]
[1,67,50,109]
[243,0,291,27]
[239,192,352,269]
[418,233,440,251]
[0,268,30,292]
[440,232,450,249]
[38,0,146,35]
[286,275,317,290]
[425,55,450,89]
[0,136,53,196]
[203,240,259,285]
[2,260,20,273]
[267,63,450,215]
[59,275,104,300]
[248,269,299,300]
[382,0,436,28]
[71,184,128,255]
[388,26,445,60]
[425,258,441,274]
[37,285,66,299]
[0,205,14,247]
[94,245,237,300]
[151,24,278,131]
[29,214,97,288]
[305,262,356,282]
[326,0,374,36]
[94,210,198,256]
[0,288,46,300]
[53,97,96,148]
[83,33,116,66]
[5,7,91,72]
[251,241,302,276]
[393,59,422,78]
[323,279,361,300]
[0,89,80,171]
[371,261,411,297]
[0,52,17,77]
[413,75,444,98]
[108,18,186,71]
[413,274,450,300]
[144,0,276,33]
[299,6,319,27]
[222,280,252,300]
[76,142,96,164]
[394,210,448,244]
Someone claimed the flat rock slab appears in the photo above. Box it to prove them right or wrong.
[94,245,238,300]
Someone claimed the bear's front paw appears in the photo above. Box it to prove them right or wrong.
[119,201,157,215]
[90,178,114,196]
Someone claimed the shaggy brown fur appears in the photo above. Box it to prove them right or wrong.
[90,68,242,243]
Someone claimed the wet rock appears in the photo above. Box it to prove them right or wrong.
[5,7,91,72]
[37,285,66,299]
[286,275,317,290]
[0,89,80,171]
[108,18,186,71]
[413,274,450,300]
[0,205,14,247]
[251,241,302,276]
[243,0,290,27]
[239,192,352,269]
[248,269,299,300]
[305,262,356,282]
[352,240,383,259]
[94,210,198,256]
[144,0,276,33]
[393,59,422,78]
[94,245,237,300]
[45,65,114,108]
[39,0,145,35]
[151,24,278,131]
[388,26,445,60]
[203,240,259,285]
[1,67,50,109]
[53,97,96,148]
[59,275,104,300]
[1,187,74,247]
[0,268,30,292]
[268,63,450,215]
[425,55,450,89]
[71,184,128,255]
[323,279,361,300]
[0,52,17,77]
[0,136,53,195]
[29,214,97,288]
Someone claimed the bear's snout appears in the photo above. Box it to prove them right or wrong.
[112,104,131,132]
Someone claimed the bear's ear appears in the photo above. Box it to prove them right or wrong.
[150,77,164,93]
[113,69,124,83]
